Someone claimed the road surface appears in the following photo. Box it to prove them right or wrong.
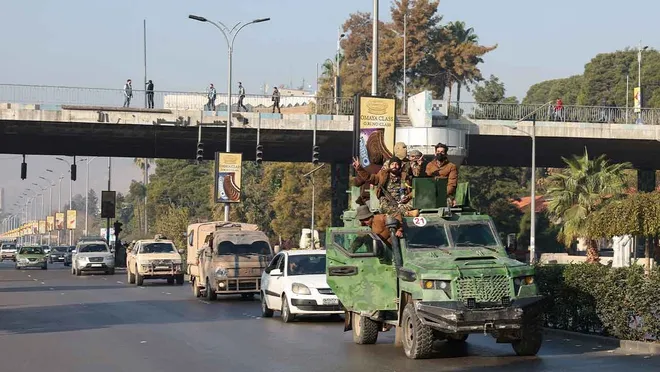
[0,261,657,372]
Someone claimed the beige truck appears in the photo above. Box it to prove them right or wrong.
[187,221,273,300]
[126,235,185,286]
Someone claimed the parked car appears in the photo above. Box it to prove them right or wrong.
[71,240,115,276]
[260,250,343,322]
[15,245,47,270]
[1,242,17,262]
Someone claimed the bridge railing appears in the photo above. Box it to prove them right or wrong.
[450,102,660,125]
[0,84,355,115]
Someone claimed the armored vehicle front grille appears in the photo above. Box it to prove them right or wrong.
[88,257,104,263]
[317,288,334,295]
[456,275,511,305]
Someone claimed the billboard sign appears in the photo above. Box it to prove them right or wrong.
[353,96,396,174]
[214,152,243,203]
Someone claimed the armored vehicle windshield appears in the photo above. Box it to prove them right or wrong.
[402,219,499,250]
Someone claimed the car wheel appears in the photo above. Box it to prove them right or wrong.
[42,264,47,270]
[192,278,202,298]
[167,277,175,285]
[261,292,274,318]
[352,312,379,345]
[76,267,82,276]
[175,274,184,285]
[136,272,144,286]
[280,295,295,323]
[205,277,217,301]
[401,303,434,359]
[107,268,115,275]
[127,269,136,284]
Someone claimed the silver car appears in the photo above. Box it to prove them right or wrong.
[71,240,115,276]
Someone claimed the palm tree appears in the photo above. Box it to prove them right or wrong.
[546,148,631,263]
[444,21,489,102]
[133,158,152,233]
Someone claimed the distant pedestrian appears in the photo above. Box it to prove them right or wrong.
[123,79,133,108]
[554,98,563,121]
[272,87,281,113]
[145,80,154,109]
[206,83,216,111]
[237,82,248,112]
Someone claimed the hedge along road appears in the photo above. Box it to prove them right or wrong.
[0,262,658,372]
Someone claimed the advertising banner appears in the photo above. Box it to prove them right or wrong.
[634,87,641,113]
[46,216,55,231]
[66,209,77,230]
[38,220,46,234]
[354,96,396,174]
[214,152,243,203]
[55,213,65,230]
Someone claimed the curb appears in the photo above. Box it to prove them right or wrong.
[544,327,660,355]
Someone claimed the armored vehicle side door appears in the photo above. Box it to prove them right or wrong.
[326,228,397,312]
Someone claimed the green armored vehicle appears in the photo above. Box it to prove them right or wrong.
[326,178,543,359]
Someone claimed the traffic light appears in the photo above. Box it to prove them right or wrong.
[70,163,77,181]
[113,221,123,237]
[20,161,27,180]
[255,144,263,164]
[312,145,320,165]
[196,142,204,162]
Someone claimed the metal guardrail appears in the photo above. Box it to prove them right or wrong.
[0,84,355,115]
[450,102,660,125]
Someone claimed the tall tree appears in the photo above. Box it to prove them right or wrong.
[87,189,99,218]
[473,74,518,104]
[546,148,631,262]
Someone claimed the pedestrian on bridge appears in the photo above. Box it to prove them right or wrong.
[272,87,281,113]
[206,83,217,111]
[123,79,133,108]
[145,80,154,109]
[237,82,248,112]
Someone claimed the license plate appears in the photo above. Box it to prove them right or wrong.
[91,263,102,267]
[322,298,338,305]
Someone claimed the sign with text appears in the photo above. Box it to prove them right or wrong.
[66,209,77,230]
[46,216,54,231]
[214,152,243,203]
[354,96,396,174]
[38,220,46,234]
[101,191,116,219]
[55,213,65,230]
[634,87,641,113]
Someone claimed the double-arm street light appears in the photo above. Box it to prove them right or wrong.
[503,101,553,265]
[637,41,649,124]
[188,14,270,222]
[56,157,75,244]
[303,164,326,249]
[79,157,98,236]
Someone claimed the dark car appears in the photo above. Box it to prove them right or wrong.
[63,246,76,266]
[48,246,69,264]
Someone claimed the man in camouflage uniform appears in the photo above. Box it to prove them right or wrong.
[408,149,428,178]
[352,156,415,216]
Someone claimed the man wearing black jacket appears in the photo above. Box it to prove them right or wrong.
[145,80,154,108]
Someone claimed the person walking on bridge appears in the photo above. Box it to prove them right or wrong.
[272,87,281,113]
[206,83,217,111]
[237,82,248,112]
[145,80,154,109]
[123,79,133,108]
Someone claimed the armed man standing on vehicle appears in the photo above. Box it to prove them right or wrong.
[425,142,459,205]
[352,156,417,217]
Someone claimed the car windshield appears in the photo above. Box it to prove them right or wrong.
[287,254,326,276]
[216,240,270,255]
[19,247,44,255]
[448,223,498,247]
[139,242,175,253]
[78,243,109,253]
[402,221,450,249]
[51,246,68,253]
[1,244,16,250]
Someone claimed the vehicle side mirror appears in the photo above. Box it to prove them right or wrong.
[178,249,185,254]
[269,268,282,277]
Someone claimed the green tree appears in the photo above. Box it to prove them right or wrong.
[517,209,564,254]
[546,148,632,263]
[473,74,519,104]
[148,159,213,220]
[153,204,190,252]
[523,76,583,105]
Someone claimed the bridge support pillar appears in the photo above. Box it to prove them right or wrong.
[331,162,350,227]
[637,169,656,192]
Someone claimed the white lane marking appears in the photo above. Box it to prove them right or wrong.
[40,282,45,285]
[116,281,123,284]
[33,279,37,281]
[49,288,54,290]
[102,278,107,281]
[27,275,31,277]
[140,341,147,344]
[165,292,171,295]
[198,300,211,305]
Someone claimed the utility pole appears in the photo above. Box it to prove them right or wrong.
[371,0,379,96]
[402,10,407,114]
[303,164,325,249]
[106,157,112,244]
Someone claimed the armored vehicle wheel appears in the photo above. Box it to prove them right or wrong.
[281,295,295,323]
[352,312,378,345]
[261,292,274,318]
[205,278,217,301]
[192,279,202,298]
[175,274,184,285]
[167,277,175,285]
[136,272,144,286]
[512,315,543,356]
[401,303,434,359]
[127,269,136,284]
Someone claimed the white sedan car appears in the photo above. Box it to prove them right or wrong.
[260,250,343,322]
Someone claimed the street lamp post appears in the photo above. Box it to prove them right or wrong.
[56,157,74,245]
[372,0,379,96]
[80,157,97,236]
[39,176,54,245]
[188,14,270,222]
[335,30,346,115]
[303,164,325,249]
[637,42,649,124]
